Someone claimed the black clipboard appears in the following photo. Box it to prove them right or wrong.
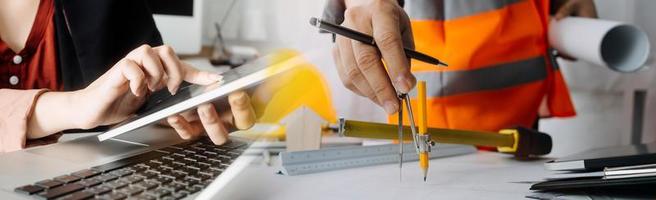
[531,175,656,191]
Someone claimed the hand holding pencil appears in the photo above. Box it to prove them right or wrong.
[310,0,446,115]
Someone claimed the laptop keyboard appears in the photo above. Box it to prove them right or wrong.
[14,138,247,200]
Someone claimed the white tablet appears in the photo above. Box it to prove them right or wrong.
[97,52,302,141]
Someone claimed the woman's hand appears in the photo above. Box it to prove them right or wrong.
[165,91,255,145]
[332,0,414,114]
[28,45,256,144]
[72,45,224,129]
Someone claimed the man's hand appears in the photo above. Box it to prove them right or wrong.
[553,0,598,61]
[332,0,414,114]
[554,0,598,20]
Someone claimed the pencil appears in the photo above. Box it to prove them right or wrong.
[417,81,429,181]
[310,17,448,67]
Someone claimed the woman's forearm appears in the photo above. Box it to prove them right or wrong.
[27,91,78,139]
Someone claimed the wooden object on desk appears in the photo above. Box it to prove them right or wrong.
[280,106,325,152]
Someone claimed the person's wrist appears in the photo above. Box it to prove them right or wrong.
[27,91,79,138]
[68,89,100,130]
[27,92,51,139]
[49,91,82,130]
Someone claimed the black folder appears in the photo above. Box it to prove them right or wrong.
[530,176,656,191]
[534,142,656,191]
[545,142,656,171]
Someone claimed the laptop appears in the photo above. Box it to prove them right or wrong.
[0,51,305,200]
[0,126,256,200]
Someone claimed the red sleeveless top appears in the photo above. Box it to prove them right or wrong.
[0,0,59,90]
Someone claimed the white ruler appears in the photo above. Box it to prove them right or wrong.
[278,143,477,176]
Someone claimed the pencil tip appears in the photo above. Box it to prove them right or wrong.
[423,176,427,182]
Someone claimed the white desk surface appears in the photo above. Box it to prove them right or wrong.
[211,150,551,200]
[13,126,555,199]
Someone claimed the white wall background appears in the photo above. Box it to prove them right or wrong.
[201,0,388,123]
[544,0,656,157]
[190,0,656,157]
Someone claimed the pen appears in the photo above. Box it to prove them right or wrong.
[310,17,448,66]
[417,81,429,181]
[398,94,404,182]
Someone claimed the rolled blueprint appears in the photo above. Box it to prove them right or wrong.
[549,17,650,72]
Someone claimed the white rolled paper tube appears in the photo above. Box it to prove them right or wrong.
[549,17,650,72]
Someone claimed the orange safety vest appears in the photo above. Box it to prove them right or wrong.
[390,0,576,132]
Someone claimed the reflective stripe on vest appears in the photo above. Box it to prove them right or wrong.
[408,56,547,97]
[405,0,523,20]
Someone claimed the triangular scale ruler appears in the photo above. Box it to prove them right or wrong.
[279,143,476,176]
